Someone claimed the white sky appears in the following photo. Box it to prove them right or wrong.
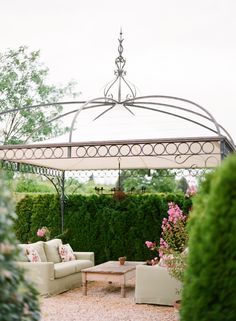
[1,0,236,143]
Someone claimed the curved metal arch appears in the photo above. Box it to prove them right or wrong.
[124,100,234,143]
[10,96,233,146]
[23,102,112,143]
[120,75,137,100]
[125,95,221,137]
[2,95,234,147]
[0,100,115,117]
[69,97,117,143]
[126,103,219,137]
[104,76,119,98]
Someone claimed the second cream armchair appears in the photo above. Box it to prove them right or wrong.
[135,264,181,306]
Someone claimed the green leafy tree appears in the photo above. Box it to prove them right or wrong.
[14,174,55,193]
[118,169,177,193]
[149,169,177,192]
[177,176,189,193]
[0,171,40,321]
[0,46,79,144]
[118,169,150,192]
[181,154,236,321]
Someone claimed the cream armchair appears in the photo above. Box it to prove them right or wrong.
[135,264,181,306]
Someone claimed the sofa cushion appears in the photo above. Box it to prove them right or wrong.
[75,259,94,272]
[25,246,42,262]
[59,244,76,262]
[17,244,29,262]
[54,261,78,278]
[44,239,62,263]
[18,241,47,262]
[32,241,47,262]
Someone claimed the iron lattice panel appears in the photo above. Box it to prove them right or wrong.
[0,139,220,161]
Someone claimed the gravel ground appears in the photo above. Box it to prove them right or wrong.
[40,280,176,321]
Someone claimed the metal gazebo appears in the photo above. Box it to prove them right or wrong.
[0,31,235,230]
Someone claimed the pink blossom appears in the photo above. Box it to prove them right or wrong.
[36,226,50,240]
[37,228,45,237]
[145,241,154,248]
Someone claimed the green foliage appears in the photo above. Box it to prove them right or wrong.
[181,154,236,321]
[177,177,189,193]
[0,171,40,321]
[14,175,55,193]
[12,173,113,195]
[15,193,191,264]
[119,169,180,193]
[15,194,60,243]
[0,46,79,144]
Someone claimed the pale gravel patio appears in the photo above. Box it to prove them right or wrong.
[40,280,176,321]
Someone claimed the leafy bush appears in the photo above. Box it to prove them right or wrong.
[181,154,236,321]
[15,176,54,193]
[15,194,60,243]
[0,172,40,321]
[15,193,192,264]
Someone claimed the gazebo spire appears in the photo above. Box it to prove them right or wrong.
[115,28,126,78]
[104,30,136,102]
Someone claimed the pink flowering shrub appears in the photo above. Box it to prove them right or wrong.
[145,202,189,273]
[145,241,159,265]
[145,241,158,251]
[159,202,189,283]
[36,226,50,241]
[159,202,188,258]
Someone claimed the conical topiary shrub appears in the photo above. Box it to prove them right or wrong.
[0,173,40,321]
[181,154,236,321]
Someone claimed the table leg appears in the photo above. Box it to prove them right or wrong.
[121,284,125,297]
[82,272,87,296]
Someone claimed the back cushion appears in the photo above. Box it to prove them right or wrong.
[59,244,76,262]
[31,241,47,262]
[17,244,29,262]
[25,246,42,263]
[18,241,47,262]
[44,239,62,263]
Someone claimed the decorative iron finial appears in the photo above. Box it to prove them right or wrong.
[104,30,136,102]
[115,29,126,77]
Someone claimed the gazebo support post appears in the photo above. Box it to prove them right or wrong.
[60,170,65,233]
[43,170,66,233]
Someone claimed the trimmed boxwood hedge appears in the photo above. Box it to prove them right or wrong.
[14,193,192,264]
[181,154,236,321]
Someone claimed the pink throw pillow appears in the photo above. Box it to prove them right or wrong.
[25,246,42,263]
[59,244,76,262]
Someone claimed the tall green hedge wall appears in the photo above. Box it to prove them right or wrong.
[14,193,192,264]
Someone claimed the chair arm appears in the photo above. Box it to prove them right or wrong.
[73,252,94,265]
[17,261,55,282]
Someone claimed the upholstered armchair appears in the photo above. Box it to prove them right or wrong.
[135,264,181,306]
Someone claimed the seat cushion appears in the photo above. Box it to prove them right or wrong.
[44,239,62,263]
[54,261,78,278]
[75,259,94,272]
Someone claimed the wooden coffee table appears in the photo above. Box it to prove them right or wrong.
[81,260,145,298]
